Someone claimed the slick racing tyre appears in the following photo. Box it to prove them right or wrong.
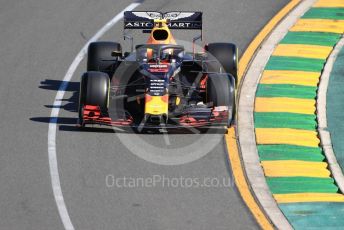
[87,41,122,77]
[78,71,110,126]
[205,43,238,86]
[207,73,236,127]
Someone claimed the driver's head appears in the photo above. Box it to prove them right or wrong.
[147,48,158,62]
[161,49,172,61]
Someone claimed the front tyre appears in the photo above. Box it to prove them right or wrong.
[205,43,238,86]
[78,71,110,126]
[207,73,236,128]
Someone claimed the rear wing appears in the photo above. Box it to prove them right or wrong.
[123,11,203,53]
[123,11,203,30]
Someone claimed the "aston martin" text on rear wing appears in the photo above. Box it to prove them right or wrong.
[123,11,202,30]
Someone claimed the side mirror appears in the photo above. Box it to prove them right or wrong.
[111,51,122,57]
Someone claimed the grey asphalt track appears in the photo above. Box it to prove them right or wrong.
[0,0,288,229]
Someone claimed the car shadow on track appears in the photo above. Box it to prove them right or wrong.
[39,79,79,113]
[30,79,80,126]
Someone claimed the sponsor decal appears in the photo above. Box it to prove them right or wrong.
[148,69,169,73]
[149,64,168,68]
[132,11,162,20]
[167,22,201,29]
[149,79,166,96]
[125,21,154,28]
[164,12,196,20]
[148,64,169,73]
[124,22,201,29]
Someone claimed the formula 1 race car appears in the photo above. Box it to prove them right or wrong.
[78,11,237,131]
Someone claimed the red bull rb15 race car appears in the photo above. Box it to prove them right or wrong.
[78,11,237,131]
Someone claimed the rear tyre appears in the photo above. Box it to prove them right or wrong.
[78,71,110,126]
[205,43,238,85]
[207,73,235,127]
[87,41,122,77]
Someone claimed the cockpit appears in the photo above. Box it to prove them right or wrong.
[135,44,185,63]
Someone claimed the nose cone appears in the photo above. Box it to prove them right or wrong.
[145,94,169,115]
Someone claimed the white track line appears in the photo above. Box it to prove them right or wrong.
[47,3,140,230]
[317,37,344,194]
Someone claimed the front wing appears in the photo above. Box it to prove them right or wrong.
[78,105,229,129]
